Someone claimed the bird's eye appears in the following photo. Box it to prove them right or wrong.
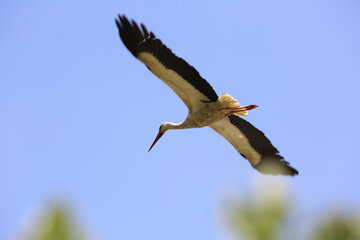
[159,125,162,131]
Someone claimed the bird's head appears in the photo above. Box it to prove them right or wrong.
[148,123,171,152]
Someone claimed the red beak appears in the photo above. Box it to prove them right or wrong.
[148,131,164,152]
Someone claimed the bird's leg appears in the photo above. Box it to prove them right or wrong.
[220,104,259,111]
[220,104,258,117]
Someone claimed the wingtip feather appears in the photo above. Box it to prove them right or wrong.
[254,156,299,176]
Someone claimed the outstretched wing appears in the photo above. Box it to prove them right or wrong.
[115,15,218,112]
[210,115,298,176]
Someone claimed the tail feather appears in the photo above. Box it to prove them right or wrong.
[218,93,248,116]
[218,93,242,107]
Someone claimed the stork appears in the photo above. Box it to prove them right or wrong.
[115,15,298,176]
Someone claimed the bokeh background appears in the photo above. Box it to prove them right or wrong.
[1,0,359,239]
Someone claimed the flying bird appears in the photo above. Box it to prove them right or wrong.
[115,15,298,176]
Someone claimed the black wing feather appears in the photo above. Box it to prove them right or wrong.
[228,115,299,176]
[115,15,218,102]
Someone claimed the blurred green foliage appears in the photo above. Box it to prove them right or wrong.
[226,181,290,240]
[15,204,84,240]
[312,213,360,240]
[12,182,360,240]
[36,206,80,240]
[226,180,360,240]
[227,196,288,240]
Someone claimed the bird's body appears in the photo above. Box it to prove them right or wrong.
[116,15,299,176]
[171,94,251,129]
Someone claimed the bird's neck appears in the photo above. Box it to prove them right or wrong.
[165,120,197,130]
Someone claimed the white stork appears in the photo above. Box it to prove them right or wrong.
[115,15,298,176]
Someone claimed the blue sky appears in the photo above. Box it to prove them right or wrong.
[1,0,360,239]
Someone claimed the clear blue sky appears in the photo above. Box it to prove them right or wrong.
[1,0,360,239]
